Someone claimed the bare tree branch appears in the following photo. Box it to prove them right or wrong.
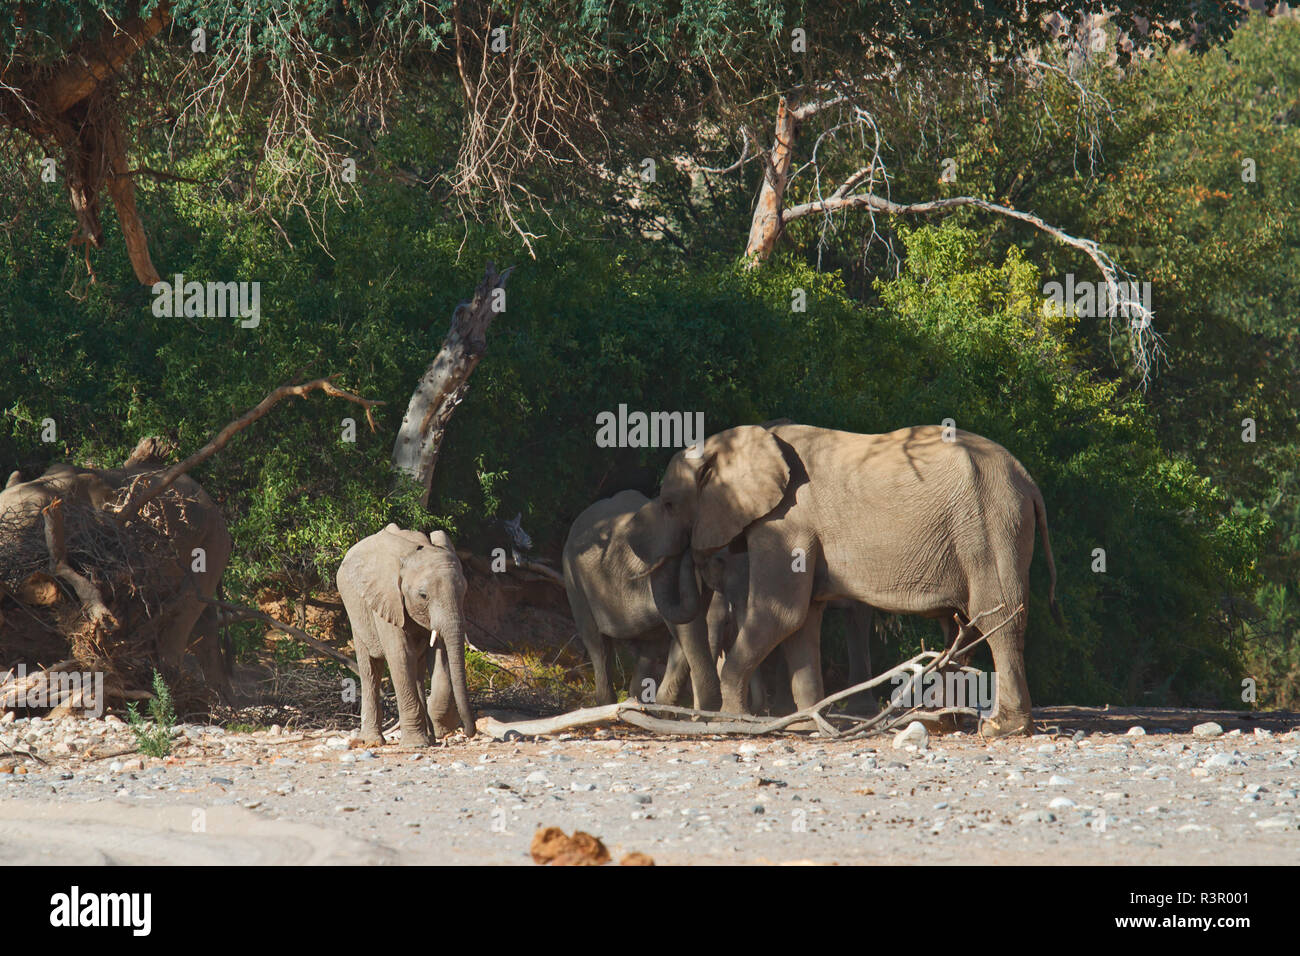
[115,376,383,523]
[392,263,513,507]
[783,189,1162,384]
[201,596,359,676]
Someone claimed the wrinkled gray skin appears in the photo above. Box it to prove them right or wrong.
[337,525,476,747]
[1,463,233,699]
[681,550,878,717]
[562,491,721,711]
[626,424,1060,738]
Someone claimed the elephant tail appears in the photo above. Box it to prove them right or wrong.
[1033,490,1063,626]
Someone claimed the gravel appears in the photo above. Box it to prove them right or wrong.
[0,712,1296,864]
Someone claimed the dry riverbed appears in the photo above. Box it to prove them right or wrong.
[0,707,1297,865]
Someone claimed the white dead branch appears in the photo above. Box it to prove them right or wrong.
[736,83,1161,384]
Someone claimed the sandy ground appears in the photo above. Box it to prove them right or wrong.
[1,706,1297,865]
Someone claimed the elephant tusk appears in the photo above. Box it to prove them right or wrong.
[429,628,438,648]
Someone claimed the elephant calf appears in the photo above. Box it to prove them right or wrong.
[337,525,476,746]
[562,490,720,710]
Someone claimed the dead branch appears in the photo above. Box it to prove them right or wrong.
[481,603,1025,741]
[114,376,383,523]
[41,499,116,627]
[781,187,1161,385]
[392,263,514,508]
[200,597,359,676]
[455,548,564,587]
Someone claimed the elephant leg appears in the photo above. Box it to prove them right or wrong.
[975,595,1032,738]
[749,663,769,716]
[670,611,721,712]
[719,547,813,714]
[378,624,431,747]
[656,632,690,706]
[427,642,461,738]
[579,620,615,706]
[844,603,877,716]
[626,639,660,703]
[190,604,234,702]
[781,601,825,714]
[356,651,385,746]
[762,651,796,716]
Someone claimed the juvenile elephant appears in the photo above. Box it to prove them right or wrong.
[1,453,233,699]
[700,550,879,716]
[562,490,720,710]
[627,423,1061,738]
[337,525,476,746]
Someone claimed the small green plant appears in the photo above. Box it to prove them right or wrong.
[126,670,177,758]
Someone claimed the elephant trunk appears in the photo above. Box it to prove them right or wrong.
[435,608,477,737]
[650,550,702,625]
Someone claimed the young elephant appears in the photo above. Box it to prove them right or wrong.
[697,550,879,717]
[562,490,720,711]
[337,525,476,746]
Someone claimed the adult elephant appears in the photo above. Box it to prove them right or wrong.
[337,525,476,746]
[562,490,720,711]
[626,423,1061,738]
[1,449,233,700]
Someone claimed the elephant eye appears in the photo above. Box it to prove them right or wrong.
[417,588,428,599]
[663,500,675,513]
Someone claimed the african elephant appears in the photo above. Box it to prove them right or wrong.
[699,549,879,716]
[1,453,233,700]
[337,525,476,747]
[562,490,720,710]
[626,423,1061,738]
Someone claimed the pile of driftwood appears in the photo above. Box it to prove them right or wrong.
[482,604,1021,741]
[0,377,383,715]
[0,495,197,713]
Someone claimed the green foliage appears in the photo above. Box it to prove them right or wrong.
[126,670,177,758]
[1,7,1293,712]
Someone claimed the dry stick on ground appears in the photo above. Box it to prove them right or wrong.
[41,499,116,627]
[480,604,1023,740]
[114,377,383,524]
[201,597,359,676]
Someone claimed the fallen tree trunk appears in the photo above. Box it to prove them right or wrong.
[41,499,115,627]
[392,263,514,507]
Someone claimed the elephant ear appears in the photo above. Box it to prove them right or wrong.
[5,471,21,489]
[350,529,410,628]
[692,425,789,553]
[427,529,455,552]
